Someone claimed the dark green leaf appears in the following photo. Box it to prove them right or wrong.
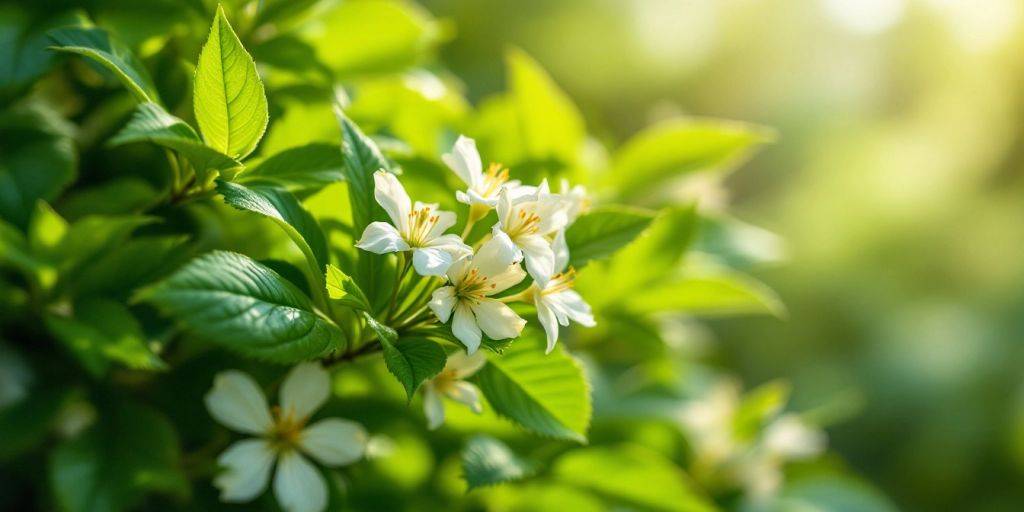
[475,333,591,442]
[564,206,655,267]
[0,387,70,460]
[48,26,160,103]
[141,251,343,362]
[73,236,191,299]
[50,401,189,512]
[239,143,346,192]
[380,336,446,400]
[45,298,165,376]
[0,8,78,103]
[0,102,76,229]
[109,102,241,183]
[462,435,537,490]
[217,180,329,272]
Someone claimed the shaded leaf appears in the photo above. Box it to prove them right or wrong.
[48,26,159,103]
[381,336,446,400]
[0,102,76,229]
[46,299,165,376]
[462,435,537,490]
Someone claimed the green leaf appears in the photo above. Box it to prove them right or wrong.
[0,218,43,278]
[325,263,370,311]
[47,26,160,103]
[73,236,190,299]
[0,386,70,460]
[381,336,446,400]
[564,206,655,267]
[577,206,698,308]
[239,143,346,192]
[142,251,344,363]
[50,401,189,512]
[553,445,716,512]
[110,102,242,183]
[780,473,899,512]
[335,109,392,303]
[506,48,586,163]
[733,380,790,441]
[48,215,157,290]
[607,118,774,198]
[462,435,537,490]
[216,180,329,273]
[0,8,79,103]
[475,333,591,442]
[311,0,441,76]
[46,298,165,376]
[193,5,268,159]
[627,272,785,318]
[0,101,76,229]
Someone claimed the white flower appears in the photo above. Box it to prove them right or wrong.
[558,178,589,224]
[356,171,471,276]
[494,181,571,286]
[205,363,367,512]
[762,414,826,460]
[533,231,595,353]
[442,135,526,213]
[428,231,527,353]
[422,350,487,429]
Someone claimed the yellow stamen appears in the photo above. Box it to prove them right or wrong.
[543,267,577,295]
[404,206,440,246]
[269,405,307,451]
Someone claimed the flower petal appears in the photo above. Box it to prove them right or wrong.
[475,229,520,277]
[442,135,482,188]
[551,230,570,272]
[518,234,556,287]
[466,189,501,207]
[213,439,276,502]
[429,286,457,323]
[412,247,454,276]
[425,233,471,257]
[470,298,526,341]
[445,381,484,413]
[482,263,526,296]
[422,206,457,239]
[557,290,596,327]
[355,222,410,254]
[423,384,445,430]
[452,302,482,354]
[446,349,487,378]
[495,187,515,228]
[373,171,411,231]
[280,362,330,422]
[536,295,561,354]
[446,254,472,285]
[273,451,327,512]
[299,418,367,467]
[205,371,273,435]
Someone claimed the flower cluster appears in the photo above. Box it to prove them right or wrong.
[357,135,595,354]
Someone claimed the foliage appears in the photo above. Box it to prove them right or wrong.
[0,1,893,511]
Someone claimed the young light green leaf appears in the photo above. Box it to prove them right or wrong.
[50,402,189,512]
[564,206,655,267]
[0,101,76,229]
[194,5,268,159]
[325,263,370,311]
[462,435,537,490]
[733,380,790,441]
[475,333,591,442]
[109,102,241,182]
[216,180,329,273]
[507,48,585,163]
[608,118,774,198]
[47,26,160,103]
[45,299,165,377]
[380,336,447,401]
[553,445,716,512]
[141,251,344,362]
[627,272,786,318]
[239,143,346,192]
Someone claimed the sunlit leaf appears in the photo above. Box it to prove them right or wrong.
[564,206,655,267]
[239,143,346,193]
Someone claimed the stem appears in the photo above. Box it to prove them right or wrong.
[460,216,477,239]
[164,149,182,192]
[386,253,412,322]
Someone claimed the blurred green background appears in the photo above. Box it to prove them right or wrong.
[420,0,1024,509]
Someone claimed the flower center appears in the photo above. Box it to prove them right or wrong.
[456,268,497,300]
[543,267,577,295]
[506,206,542,239]
[476,163,510,198]
[404,206,439,246]
[432,369,459,393]
[269,405,306,451]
